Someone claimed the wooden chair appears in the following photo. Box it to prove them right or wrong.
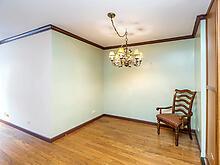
[156,89,196,146]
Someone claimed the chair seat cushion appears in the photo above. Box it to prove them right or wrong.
[156,113,186,128]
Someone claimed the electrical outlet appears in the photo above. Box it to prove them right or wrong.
[27,121,31,125]
[91,110,96,114]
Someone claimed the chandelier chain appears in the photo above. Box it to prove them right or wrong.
[110,18,127,38]
[125,30,128,47]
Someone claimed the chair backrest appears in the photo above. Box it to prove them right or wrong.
[172,89,196,116]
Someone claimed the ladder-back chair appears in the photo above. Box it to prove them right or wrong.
[156,89,196,146]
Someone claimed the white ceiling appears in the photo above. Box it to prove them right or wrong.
[0,0,211,47]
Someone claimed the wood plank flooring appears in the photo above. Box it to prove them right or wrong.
[0,116,200,165]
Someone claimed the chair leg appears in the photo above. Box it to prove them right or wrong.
[188,123,193,140]
[175,128,179,146]
[157,120,160,135]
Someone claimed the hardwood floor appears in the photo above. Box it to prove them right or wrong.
[0,116,200,165]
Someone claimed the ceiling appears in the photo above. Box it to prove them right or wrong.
[0,0,211,47]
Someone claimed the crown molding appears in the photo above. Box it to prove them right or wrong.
[192,15,207,37]
[0,24,52,45]
[0,24,104,49]
[0,0,213,49]
[50,25,104,49]
[104,0,214,49]
[0,24,194,49]
[103,35,194,50]
[191,0,215,38]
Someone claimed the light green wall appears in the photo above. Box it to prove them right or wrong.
[51,31,104,137]
[0,31,53,138]
[194,20,206,157]
[0,28,200,138]
[104,39,197,128]
[194,24,202,146]
[50,31,198,137]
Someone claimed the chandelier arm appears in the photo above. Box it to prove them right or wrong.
[110,18,127,38]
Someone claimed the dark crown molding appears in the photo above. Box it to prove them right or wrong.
[0,25,52,45]
[191,0,215,38]
[0,0,213,49]
[103,35,194,50]
[0,24,104,49]
[50,25,104,49]
[192,15,206,37]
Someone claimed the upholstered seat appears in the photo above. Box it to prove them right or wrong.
[156,114,187,128]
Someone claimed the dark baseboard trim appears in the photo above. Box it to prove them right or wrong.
[195,131,201,151]
[201,157,209,165]
[0,119,52,142]
[0,114,198,143]
[50,114,104,142]
[103,114,156,125]
[201,157,205,165]
[0,114,104,143]
[103,114,195,134]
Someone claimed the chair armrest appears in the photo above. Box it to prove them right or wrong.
[156,106,172,111]
[156,106,172,114]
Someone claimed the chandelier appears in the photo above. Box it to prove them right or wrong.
[107,12,143,67]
